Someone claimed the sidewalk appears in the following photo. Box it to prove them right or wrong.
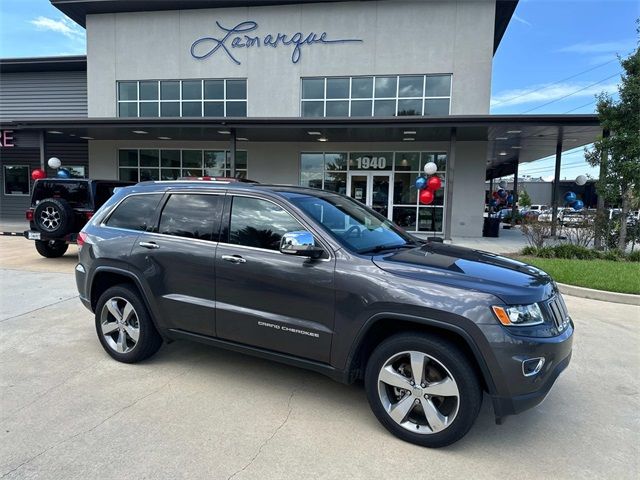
[0,219,28,234]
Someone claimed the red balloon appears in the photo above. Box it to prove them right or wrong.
[419,189,434,205]
[492,191,499,199]
[427,175,442,191]
[31,168,46,180]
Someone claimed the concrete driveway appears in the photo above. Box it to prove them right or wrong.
[1,236,638,479]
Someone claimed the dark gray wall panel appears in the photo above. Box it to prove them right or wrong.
[0,71,87,120]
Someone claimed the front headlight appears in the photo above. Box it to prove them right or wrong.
[492,303,544,327]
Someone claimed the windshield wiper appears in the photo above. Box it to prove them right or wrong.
[358,243,418,255]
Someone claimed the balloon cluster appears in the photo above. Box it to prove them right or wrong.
[488,180,514,209]
[564,191,584,211]
[415,162,442,205]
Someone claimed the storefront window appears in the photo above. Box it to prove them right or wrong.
[301,74,451,117]
[117,79,248,118]
[299,151,447,233]
[119,149,248,182]
[3,165,30,195]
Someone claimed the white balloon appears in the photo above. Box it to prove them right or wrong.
[423,162,437,175]
[575,174,587,186]
[498,181,507,189]
[48,157,62,169]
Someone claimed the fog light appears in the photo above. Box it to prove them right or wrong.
[522,357,545,377]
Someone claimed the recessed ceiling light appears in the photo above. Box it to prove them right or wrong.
[511,146,522,149]
[507,130,522,134]
[48,130,63,134]
[403,137,415,141]
[158,136,172,140]
[132,130,148,134]
[69,134,76,137]
[403,130,416,135]
[217,130,231,134]
[307,131,322,135]
[495,137,508,141]
[318,137,328,142]
[79,136,94,140]
[499,151,508,156]
[237,137,248,141]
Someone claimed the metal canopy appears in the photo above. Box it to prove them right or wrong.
[7,114,601,176]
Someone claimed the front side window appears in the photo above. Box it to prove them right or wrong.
[158,194,223,241]
[117,79,247,118]
[106,194,163,231]
[301,74,451,117]
[3,165,29,195]
[288,192,414,254]
[227,196,302,251]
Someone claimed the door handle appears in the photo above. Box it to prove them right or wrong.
[221,254,246,264]
[139,241,160,249]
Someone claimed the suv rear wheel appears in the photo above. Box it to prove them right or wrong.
[34,198,74,237]
[95,285,162,363]
[365,334,482,448]
[34,240,69,258]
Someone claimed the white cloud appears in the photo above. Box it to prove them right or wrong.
[512,13,532,27]
[30,16,84,39]
[558,40,635,55]
[491,81,619,108]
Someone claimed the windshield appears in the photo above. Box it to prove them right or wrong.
[287,192,416,254]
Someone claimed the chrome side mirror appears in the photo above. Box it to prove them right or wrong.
[280,230,324,258]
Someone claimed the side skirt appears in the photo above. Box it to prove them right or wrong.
[167,329,350,383]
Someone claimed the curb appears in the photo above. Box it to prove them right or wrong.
[557,282,640,306]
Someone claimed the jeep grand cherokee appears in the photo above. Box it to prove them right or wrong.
[75,181,573,448]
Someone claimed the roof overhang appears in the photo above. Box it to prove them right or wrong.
[0,55,87,73]
[6,114,600,179]
[51,0,518,53]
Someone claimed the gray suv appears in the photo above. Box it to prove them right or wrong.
[75,181,573,448]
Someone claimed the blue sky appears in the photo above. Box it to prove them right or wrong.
[0,0,637,180]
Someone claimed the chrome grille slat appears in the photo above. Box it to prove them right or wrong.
[547,295,569,330]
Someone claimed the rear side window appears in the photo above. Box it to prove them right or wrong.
[106,194,163,231]
[158,194,223,241]
[33,180,90,208]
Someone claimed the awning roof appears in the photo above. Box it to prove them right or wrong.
[6,114,601,178]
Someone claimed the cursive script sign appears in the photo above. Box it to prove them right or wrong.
[191,21,363,65]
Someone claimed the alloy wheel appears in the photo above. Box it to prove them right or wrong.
[40,206,61,231]
[377,350,460,434]
[100,297,140,354]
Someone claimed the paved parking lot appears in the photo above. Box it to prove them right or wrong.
[1,236,638,479]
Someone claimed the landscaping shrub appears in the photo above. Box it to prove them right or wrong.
[628,250,640,262]
[552,244,598,260]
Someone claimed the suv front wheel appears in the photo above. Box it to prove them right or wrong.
[365,334,482,448]
[95,284,162,363]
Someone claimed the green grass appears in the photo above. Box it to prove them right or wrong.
[516,256,640,295]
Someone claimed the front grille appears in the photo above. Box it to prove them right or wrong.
[547,294,570,331]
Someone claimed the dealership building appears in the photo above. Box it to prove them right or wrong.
[0,0,601,237]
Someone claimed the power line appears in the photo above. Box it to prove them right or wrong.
[491,57,618,107]
[563,99,597,114]
[522,71,621,113]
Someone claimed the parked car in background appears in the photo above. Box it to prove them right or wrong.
[523,204,549,216]
[75,180,573,448]
[24,178,133,257]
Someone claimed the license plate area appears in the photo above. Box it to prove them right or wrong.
[27,231,41,240]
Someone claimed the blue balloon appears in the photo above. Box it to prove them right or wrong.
[56,168,70,178]
[564,191,577,203]
[497,189,507,198]
[489,199,497,207]
[571,200,584,211]
[415,176,427,190]
[507,194,514,204]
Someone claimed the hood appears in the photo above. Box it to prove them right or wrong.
[373,243,556,305]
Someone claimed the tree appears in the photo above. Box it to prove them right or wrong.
[585,38,640,252]
[519,189,532,207]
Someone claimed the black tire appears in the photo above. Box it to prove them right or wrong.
[95,284,162,363]
[364,333,482,448]
[34,240,69,258]
[34,198,74,237]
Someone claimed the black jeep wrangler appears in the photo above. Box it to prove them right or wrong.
[24,178,133,258]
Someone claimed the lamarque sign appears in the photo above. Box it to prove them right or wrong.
[191,20,363,65]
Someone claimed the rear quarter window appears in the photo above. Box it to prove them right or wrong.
[105,194,163,231]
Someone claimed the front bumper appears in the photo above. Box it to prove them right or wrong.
[479,321,574,420]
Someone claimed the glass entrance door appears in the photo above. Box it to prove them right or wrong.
[347,172,393,219]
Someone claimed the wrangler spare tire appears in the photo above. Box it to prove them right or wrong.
[34,198,74,237]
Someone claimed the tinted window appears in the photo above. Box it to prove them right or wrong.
[227,197,302,251]
[159,194,223,241]
[94,183,133,209]
[33,180,90,208]
[106,194,163,231]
